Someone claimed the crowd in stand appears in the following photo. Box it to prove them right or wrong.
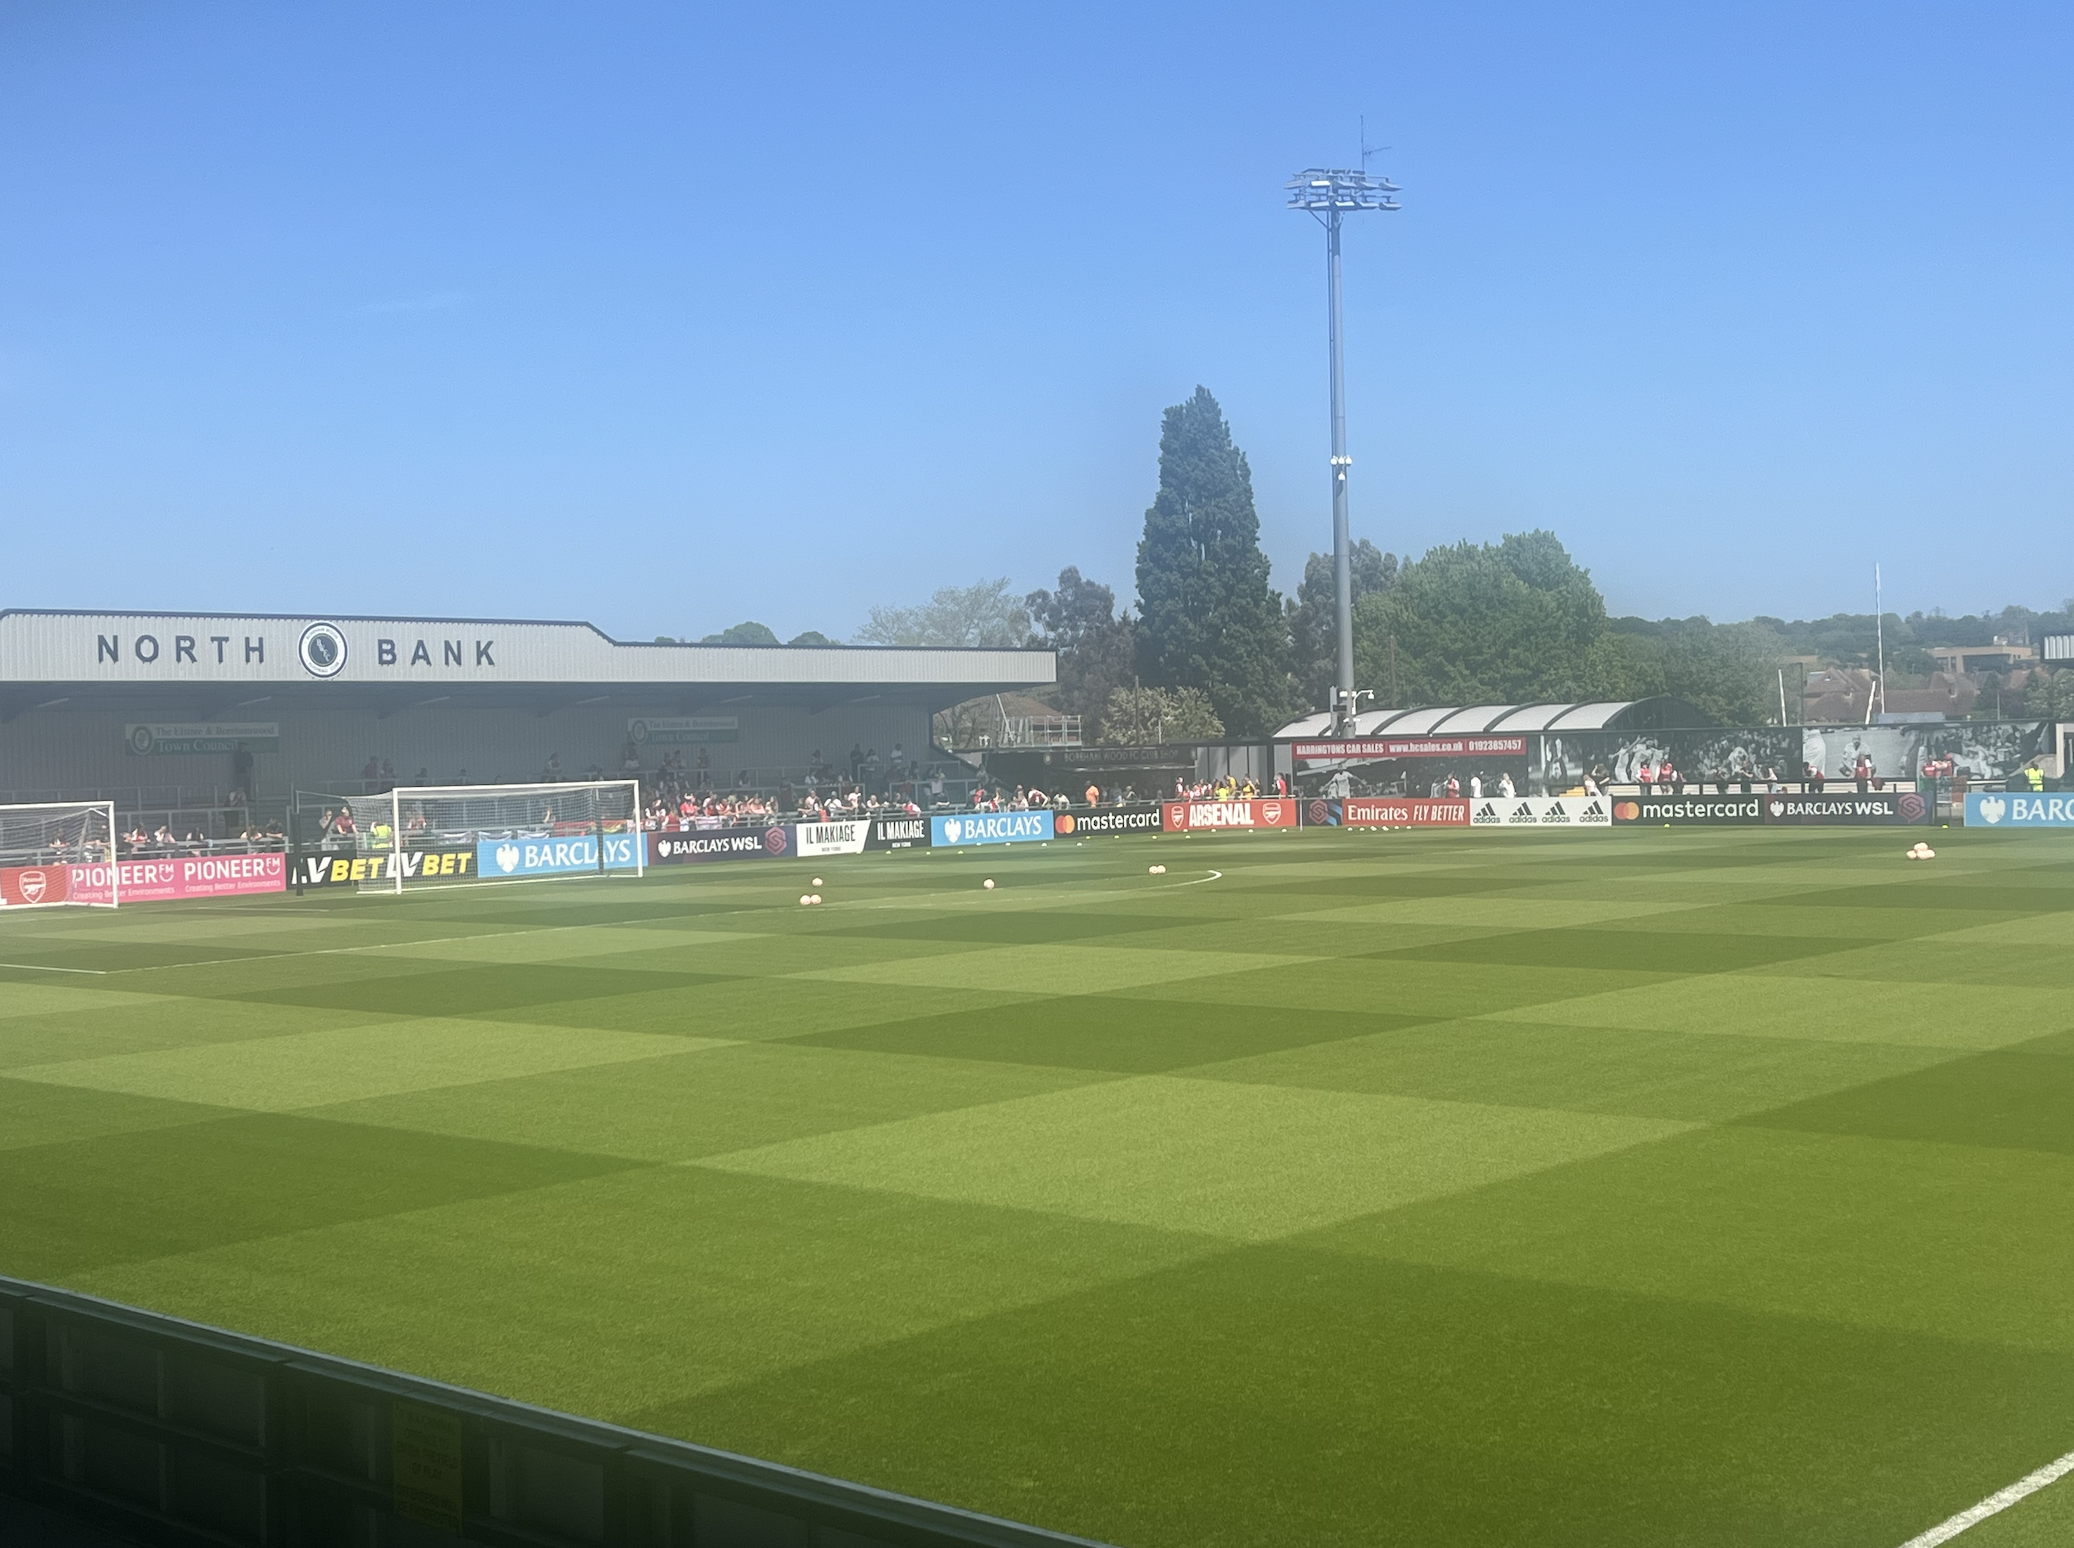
[119,823,284,856]
[1170,774,1287,801]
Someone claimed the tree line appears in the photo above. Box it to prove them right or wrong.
[689,386,2074,741]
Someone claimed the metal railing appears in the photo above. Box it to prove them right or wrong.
[0,1275,1110,1548]
[990,717,1082,749]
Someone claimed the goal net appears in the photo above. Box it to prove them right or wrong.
[0,801,119,908]
[338,782,644,894]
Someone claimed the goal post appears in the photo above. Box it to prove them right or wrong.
[0,801,120,909]
[339,781,645,894]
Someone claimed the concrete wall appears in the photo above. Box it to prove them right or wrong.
[0,701,935,803]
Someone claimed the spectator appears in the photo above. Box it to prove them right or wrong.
[1469,774,1483,800]
[361,754,379,781]
[1085,781,1101,807]
[1498,772,1517,799]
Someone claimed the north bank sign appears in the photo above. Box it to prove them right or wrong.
[0,609,1058,689]
[0,611,642,686]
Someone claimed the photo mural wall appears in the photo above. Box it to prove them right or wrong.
[1290,722,2055,798]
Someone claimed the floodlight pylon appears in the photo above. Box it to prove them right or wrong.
[1287,166,1399,734]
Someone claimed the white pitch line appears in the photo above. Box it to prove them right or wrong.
[0,961,108,975]
[1176,870,1224,886]
[1897,1449,2074,1547]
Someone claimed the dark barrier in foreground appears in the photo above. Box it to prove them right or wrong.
[0,1276,1110,1548]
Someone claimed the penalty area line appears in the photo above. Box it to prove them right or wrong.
[1898,1449,2074,1547]
[0,961,108,975]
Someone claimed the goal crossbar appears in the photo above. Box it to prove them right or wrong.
[342,780,645,895]
[0,801,120,909]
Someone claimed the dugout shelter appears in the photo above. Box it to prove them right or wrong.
[0,609,1054,829]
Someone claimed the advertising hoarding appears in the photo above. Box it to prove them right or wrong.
[0,865,71,906]
[476,832,642,878]
[794,820,869,857]
[867,816,932,849]
[293,849,476,887]
[1055,806,1163,837]
[1469,797,1612,828]
[649,827,793,863]
[56,853,287,903]
[1160,799,1299,832]
[1611,794,1766,826]
[1303,797,1472,828]
[1964,792,2074,827]
[930,811,1053,847]
[1762,791,1929,826]
[1291,737,1528,762]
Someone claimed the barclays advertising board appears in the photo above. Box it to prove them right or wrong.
[930,811,1053,847]
[1966,793,2074,828]
[476,832,642,878]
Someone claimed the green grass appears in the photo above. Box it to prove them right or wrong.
[3,825,2073,1546]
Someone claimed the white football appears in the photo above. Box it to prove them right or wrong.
[810,893,823,904]
[799,894,812,905]
[983,878,995,890]
[1923,849,1936,859]
[812,876,824,887]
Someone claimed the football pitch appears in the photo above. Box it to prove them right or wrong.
[4,826,2074,1547]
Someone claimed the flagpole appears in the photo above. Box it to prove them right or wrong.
[1867,565,1885,725]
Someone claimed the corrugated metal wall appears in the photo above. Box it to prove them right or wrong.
[0,702,935,801]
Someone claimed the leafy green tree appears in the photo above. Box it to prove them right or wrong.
[1134,387,1288,737]
[1100,686,1224,746]
[855,579,1030,648]
[1287,539,1396,712]
[786,630,839,647]
[701,621,781,645]
[1600,618,1789,724]
[1026,567,1136,740]
[1354,531,1607,704]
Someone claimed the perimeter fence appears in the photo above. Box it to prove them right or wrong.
[0,1275,1111,1548]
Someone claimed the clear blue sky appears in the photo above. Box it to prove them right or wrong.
[4,3,2070,640]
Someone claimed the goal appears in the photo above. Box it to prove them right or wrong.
[338,781,644,894]
[0,801,119,908]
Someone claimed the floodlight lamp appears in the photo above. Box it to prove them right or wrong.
[1285,168,1401,213]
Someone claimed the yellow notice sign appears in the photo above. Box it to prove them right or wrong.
[393,1402,464,1531]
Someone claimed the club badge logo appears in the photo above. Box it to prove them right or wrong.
[297,622,349,679]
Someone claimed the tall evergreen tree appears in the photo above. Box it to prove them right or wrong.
[1134,387,1288,737]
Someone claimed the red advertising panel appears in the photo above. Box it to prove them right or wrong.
[1342,797,1472,827]
[63,853,287,904]
[1161,798,1300,832]
[1292,737,1528,762]
[0,865,72,906]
